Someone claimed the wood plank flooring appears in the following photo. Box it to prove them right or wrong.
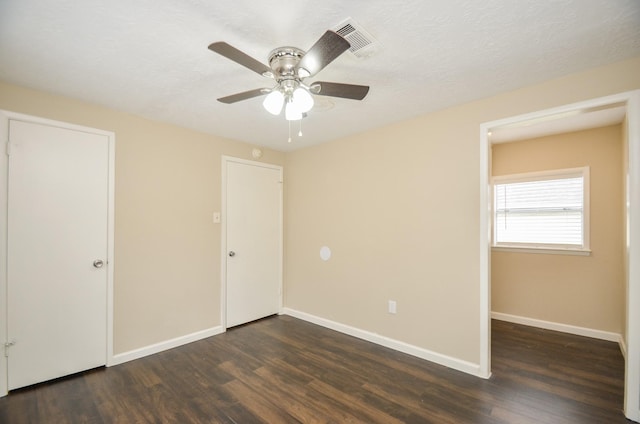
[0,316,631,423]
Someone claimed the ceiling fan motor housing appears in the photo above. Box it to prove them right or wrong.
[268,47,305,82]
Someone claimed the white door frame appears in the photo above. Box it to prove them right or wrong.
[220,155,283,330]
[479,90,640,421]
[0,110,115,397]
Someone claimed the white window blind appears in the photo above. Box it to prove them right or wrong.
[493,168,588,249]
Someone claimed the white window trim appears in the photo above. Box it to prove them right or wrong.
[491,245,591,256]
[491,166,590,255]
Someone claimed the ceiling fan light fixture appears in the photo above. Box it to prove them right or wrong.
[263,90,285,115]
[292,87,314,113]
[285,100,303,121]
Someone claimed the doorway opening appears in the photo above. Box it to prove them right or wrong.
[479,91,640,421]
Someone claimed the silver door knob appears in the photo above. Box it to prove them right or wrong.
[93,259,104,268]
[228,251,235,257]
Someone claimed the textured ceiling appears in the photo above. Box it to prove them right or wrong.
[490,106,627,143]
[0,0,639,152]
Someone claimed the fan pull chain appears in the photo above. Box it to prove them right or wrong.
[298,119,303,137]
[287,120,292,143]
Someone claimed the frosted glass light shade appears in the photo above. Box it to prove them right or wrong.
[292,87,314,113]
[263,90,284,115]
[285,101,303,121]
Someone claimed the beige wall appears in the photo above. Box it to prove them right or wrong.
[284,56,640,364]
[491,126,624,333]
[0,81,285,354]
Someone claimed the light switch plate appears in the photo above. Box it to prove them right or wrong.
[388,300,397,314]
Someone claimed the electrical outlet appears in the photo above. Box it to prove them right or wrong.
[388,300,397,314]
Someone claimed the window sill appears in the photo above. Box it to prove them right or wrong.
[492,245,591,256]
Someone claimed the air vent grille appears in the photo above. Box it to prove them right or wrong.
[333,18,379,58]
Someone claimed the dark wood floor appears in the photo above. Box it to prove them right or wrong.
[0,316,631,423]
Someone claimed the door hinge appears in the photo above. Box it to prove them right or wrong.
[4,340,15,357]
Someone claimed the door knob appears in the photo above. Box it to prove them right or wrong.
[228,251,235,257]
[93,259,104,268]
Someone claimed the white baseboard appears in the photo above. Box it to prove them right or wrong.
[619,337,628,360]
[625,408,640,423]
[108,325,224,366]
[281,308,483,378]
[491,311,624,345]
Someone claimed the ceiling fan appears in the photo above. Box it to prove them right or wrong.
[208,30,370,121]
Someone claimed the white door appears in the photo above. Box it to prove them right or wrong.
[225,158,282,328]
[7,120,109,390]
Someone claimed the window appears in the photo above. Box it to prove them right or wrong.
[492,167,590,253]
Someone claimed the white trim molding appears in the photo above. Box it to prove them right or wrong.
[0,113,8,397]
[491,246,591,256]
[479,123,492,379]
[110,326,224,366]
[620,337,628,360]
[491,312,623,344]
[282,308,484,378]
[625,90,640,423]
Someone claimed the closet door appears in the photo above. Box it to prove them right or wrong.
[225,158,282,328]
[7,119,109,390]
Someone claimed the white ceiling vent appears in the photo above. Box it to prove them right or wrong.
[333,18,379,59]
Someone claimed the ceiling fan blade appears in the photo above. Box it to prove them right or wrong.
[217,88,270,104]
[208,42,273,77]
[309,82,369,100]
[297,31,350,77]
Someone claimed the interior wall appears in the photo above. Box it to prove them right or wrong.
[491,125,624,334]
[0,81,285,354]
[284,56,640,365]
